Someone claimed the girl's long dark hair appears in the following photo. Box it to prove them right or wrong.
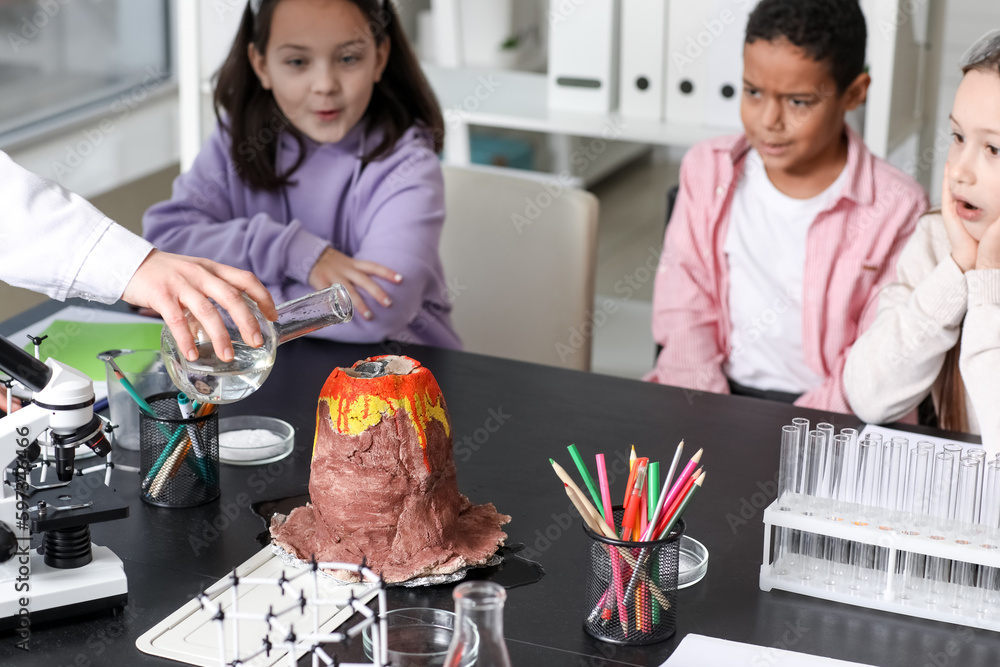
[214,0,444,191]
[933,46,1000,432]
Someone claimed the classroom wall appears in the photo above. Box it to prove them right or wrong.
[930,0,1000,203]
[0,165,178,324]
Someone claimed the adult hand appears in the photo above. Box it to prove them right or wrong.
[941,165,979,273]
[307,246,401,321]
[121,250,279,363]
[975,212,1000,270]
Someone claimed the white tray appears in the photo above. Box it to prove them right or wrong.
[136,546,376,666]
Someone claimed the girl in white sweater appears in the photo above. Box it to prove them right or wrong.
[845,30,1000,453]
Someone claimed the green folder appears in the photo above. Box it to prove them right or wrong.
[22,320,164,382]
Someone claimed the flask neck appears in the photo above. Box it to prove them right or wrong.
[451,582,511,667]
[274,284,353,345]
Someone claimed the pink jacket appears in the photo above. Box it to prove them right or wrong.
[648,128,928,415]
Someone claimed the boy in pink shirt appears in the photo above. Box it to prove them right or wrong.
[648,0,927,414]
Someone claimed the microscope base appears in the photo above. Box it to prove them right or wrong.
[0,544,127,630]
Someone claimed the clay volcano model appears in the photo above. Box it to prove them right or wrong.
[270,355,510,582]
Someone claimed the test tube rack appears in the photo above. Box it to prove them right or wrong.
[760,495,1000,632]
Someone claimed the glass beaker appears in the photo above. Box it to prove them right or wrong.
[444,581,512,667]
[98,349,175,451]
[160,285,352,404]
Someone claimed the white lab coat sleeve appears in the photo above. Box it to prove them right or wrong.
[0,150,153,303]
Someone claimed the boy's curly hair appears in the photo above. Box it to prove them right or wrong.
[746,0,867,94]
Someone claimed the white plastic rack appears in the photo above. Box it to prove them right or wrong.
[760,496,1000,632]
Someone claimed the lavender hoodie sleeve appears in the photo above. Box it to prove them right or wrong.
[277,129,453,346]
[142,128,328,286]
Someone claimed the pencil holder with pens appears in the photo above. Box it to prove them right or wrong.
[139,392,220,508]
[582,507,682,645]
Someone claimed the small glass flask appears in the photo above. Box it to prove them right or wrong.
[161,284,352,404]
[445,581,512,667]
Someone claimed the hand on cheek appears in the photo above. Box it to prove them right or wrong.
[941,165,979,272]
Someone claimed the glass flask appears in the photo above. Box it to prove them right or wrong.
[444,581,512,667]
[161,284,352,404]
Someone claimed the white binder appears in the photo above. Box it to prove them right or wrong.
[548,0,621,113]
[665,0,749,130]
[619,0,669,121]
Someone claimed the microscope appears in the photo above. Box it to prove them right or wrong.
[0,331,128,630]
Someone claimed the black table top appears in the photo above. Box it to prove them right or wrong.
[2,301,999,666]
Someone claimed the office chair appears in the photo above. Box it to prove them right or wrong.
[439,164,599,371]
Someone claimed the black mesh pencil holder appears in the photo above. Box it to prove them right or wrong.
[582,507,682,645]
[139,392,220,508]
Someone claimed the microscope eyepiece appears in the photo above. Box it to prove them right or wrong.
[0,333,52,392]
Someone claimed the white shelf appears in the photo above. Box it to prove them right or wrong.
[424,64,729,147]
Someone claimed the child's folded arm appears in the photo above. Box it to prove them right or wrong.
[275,145,451,346]
[843,217,968,423]
[959,269,1000,454]
[142,129,327,287]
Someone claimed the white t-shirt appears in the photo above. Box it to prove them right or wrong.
[723,149,847,394]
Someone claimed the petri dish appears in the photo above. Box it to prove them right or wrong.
[678,535,709,588]
[218,415,294,466]
[362,607,478,666]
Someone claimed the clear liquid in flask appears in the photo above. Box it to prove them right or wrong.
[165,341,274,404]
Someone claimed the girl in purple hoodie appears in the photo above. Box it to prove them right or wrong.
[144,0,461,349]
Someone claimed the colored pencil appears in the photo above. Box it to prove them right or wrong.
[647,461,661,522]
[646,462,661,622]
[621,459,648,537]
[567,444,603,517]
[643,442,683,540]
[622,457,639,511]
[595,453,627,629]
[649,448,702,534]
[596,454,614,530]
[656,472,705,540]
[654,467,701,539]
[106,358,157,416]
[624,472,707,604]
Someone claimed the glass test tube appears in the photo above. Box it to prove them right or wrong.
[926,451,957,604]
[790,418,810,568]
[943,443,964,519]
[879,438,908,530]
[872,438,907,596]
[792,417,810,489]
[850,436,881,593]
[968,448,987,525]
[976,461,1000,613]
[904,445,933,532]
[824,433,852,585]
[839,428,860,510]
[799,430,828,578]
[950,457,981,608]
[774,425,800,575]
[899,445,933,599]
[981,460,1000,541]
[855,435,882,524]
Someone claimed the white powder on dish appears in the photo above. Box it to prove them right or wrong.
[220,428,287,461]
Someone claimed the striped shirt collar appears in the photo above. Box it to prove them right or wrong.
[713,124,874,207]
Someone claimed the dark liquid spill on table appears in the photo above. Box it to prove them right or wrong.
[252,495,544,589]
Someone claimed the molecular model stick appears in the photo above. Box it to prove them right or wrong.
[196,558,388,667]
